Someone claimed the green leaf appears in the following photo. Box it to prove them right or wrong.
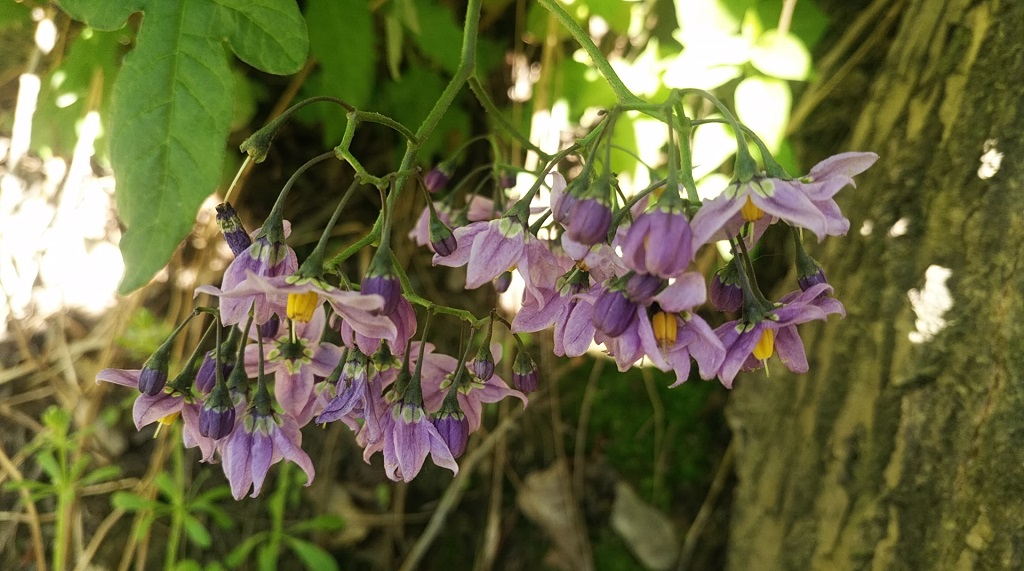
[749,30,811,81]
[81,464,121,486]
[174,559,203,571]
[384,15,405,80]
[36,452,63,482]
[213,0,308,74]
[110,0,234,293]
[285,538,338,571]
[225,533,265,568]
[112,491,159,512]
[304,0,376,144]
[56,0,145,31]
[257,545,278,571]
[734,75,791,153]
[287,514,344,534]
[183,515,212,548]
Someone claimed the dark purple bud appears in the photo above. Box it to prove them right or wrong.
[199,383,236,440]
[798,267,828,292]
[566,198,613,245]
[424,163,453,193]
[709,264,743,312]
[592,288,638,337]
[625,272,665,303]
[362,250,402,316]
[493,271,513,294]
[473,344,495,381]
[512,351,539,393]
[259,314,281,339]
[216,202,252,256]
[433,411,469,458]
[710,275,743,312]
[429,217,457,257]
[139,351,169,396]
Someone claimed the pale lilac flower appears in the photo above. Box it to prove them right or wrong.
[316,349,387,445]
[221,410,314,499]
[635,273,726,387]
[513,269,598,358]
[691,152,878,245]
[196,222,298,325]
[371,402,459,482]
[619,204,695,279]
[241,307,342,424]
[409,197,495,250]
[418,345,527,432]
[715,283,846,388]
[210,272,396,342]
[96,369,217,461]
[336,296,418,357]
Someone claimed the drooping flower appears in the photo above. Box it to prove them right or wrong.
[241,306,342,424]
[198,221,298,326]
[619,202,695,279]
[96,369,217,461]
[220,410,314,500]
[715,283,845,388]
[691,152,878,245]
[418,344,527,432]
[373,401,459,482]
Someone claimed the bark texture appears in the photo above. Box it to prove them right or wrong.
[726,0,1024,569]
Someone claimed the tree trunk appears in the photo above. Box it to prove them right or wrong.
[725,0,1024,569]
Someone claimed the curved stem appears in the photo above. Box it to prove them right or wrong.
[468,77,551,159]
[537,0,642,106]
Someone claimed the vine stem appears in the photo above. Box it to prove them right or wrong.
[536,0,643,106]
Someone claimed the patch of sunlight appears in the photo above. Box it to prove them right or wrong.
[908,265,953,344]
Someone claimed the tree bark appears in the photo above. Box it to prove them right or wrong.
[726,0,1024,569]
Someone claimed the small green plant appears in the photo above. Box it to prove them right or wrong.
[225,464,344,571]
[113,440,235,570]
[6,406,122,571]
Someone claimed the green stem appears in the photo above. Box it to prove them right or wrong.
[298,179,362,277]
[390,252,487,327]
[677,88,757,181]
[537,0,642,105]
[351,110,419,144]
[468,77,551,159]
[264,151,338,240]
[164,442,185,571]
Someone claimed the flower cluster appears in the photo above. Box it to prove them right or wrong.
[97,113,876,497]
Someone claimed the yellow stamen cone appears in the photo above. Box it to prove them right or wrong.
[652,311,678,352]
[287,291,320,322]
[752,328,775,360]
[741,196,764,222]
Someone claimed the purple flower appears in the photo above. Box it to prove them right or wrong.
[691,152,878,245]
[429,218,458,257]
[96,369,217,461]
[715,283,846,388]
[316,349,387,444]
[619,204,694,279]
[635,273,726,387]
[418,345,527,432]
[512,268,598,358]
[336,295,418,357]
[241,306,342,424]
[221,410,314,499]
[511,351,539,393]
[432,405,469,458]
[211,272,396,343]
[199,382,236,441]
[408,197,496,251]
[433,216,527,289]
[195,222,298,326]
[364,401,459,482]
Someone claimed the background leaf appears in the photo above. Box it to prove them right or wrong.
[214,0,308,74]
[110,0,234,293]
[56,0,145,31]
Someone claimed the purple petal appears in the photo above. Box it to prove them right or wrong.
[690,192,745,249]
[677,315,725,381]
[655,272,707,312]
[558,299,597,358]
[753,183,828,240]
[133,393,183,430]
[275,368,314,420]
[249,428,274,498]
[96,368,141,388]
[433,223,487,268]
[465,221,525,289]
[774,325,809,373]
[425,422,459,476]
[803,152,879,199]
[394,411,430,482]
[222,427,254,500]
[273,417,315,486]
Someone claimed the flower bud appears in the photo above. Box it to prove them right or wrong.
[512,350,539,393]
[199,382,236,440]
[139,349,170,396]
[429,217,457,257]
[362,250,402,316]
[433,390,469,457]
[493,271,513,294]
[795,245,829,293]
[424,162,453,193]
[216,202,252,256]
[498,171,516,189]
[259,314,281,339]
[625,272,665,303]
[566,197,613,246]
[709,261,743,313]
[592,288,638,337]
[473,344,495,381]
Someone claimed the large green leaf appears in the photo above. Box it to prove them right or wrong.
[57,0,308,293]
[213,0,308,74]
